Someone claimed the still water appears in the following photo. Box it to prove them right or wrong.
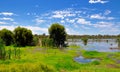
[68,39,120,52]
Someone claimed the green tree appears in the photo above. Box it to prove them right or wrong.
[0,29,13,46]
[48,23,67,47]
[14,26,33,47]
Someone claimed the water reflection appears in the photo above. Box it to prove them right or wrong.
[68,39,120,52]
[74,56,97,63]
[118,41,120,48]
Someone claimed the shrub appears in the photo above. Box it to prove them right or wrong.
[14,26,33,47]
[0,38,6,60]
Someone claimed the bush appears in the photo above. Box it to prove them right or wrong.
[0,29,14,46]
[0,38,6,60]
[14,26,33,47]
[42,38,54,47]
[92,60,100,65]
[81,38,88,46]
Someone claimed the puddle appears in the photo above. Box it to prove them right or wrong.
[74,56,97,63]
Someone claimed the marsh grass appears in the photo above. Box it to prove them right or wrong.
[0,45,120,72]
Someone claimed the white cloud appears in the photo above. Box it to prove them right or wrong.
[81,25,91,30]
[0,12,14,16]
[24,26,48,34]
[77,18,91,25]
[27,13,30,15]
[35,18,45,24]
[100,27,119,33]
[66,27,80,35]
[0,17,14,21]
[52,14,64,19]
[90,14,105,19]
[104,10,111,15]
[89,0,109,4]
[12,22,18,24]
[60,20,65,23]
[66,18,75,23]
[107,17,114,20]
[51,10,76,19]
[94,21,113,28]
[0,25,48,34]
[90,14,114,20]
[0,25,15,31]
[0,21,7,24]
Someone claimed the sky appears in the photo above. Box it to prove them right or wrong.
[0,0,120,35]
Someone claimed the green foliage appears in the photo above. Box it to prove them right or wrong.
[0,29,14,46]
[31,35,39,46]
[14,26,33,47]
[41,38,54,47]
[0,46,120,72]
[69,44,80,48]
[81,38,88,46]
[83,51,102,58]
[0,38,6,60]
[92,60,100,65]
[0,63,55,72]
[49,23,67,47]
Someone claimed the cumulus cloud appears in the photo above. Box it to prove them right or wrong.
[104,10,111,15]
[0,12,14,16]
[77,18,91,25]
[90,14,114,20]
[93,21,113,28]
[81,25,91,30]
[35,18,45,24]
[51,10,76,19]
[24,26,48,34]
[0,25,48,34]
[66,27,80,35]
[0,17,14,21]
[90,14,105,19]
[89,0,109,4]
[0,25,15,31]
[0,21,7,24]
[65,18,75,23]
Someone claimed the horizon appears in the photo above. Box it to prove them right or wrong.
[0,0,120,35]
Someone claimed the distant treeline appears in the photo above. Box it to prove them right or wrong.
[35,34,120,39]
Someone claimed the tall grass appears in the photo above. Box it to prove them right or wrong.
[0,45,120,72]
[0,38,6,60]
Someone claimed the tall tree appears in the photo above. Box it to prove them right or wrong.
[48,23,67,47]
[0,29,13,46]
[14,26,33,46]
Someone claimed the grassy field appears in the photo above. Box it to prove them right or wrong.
[0,45,120,72]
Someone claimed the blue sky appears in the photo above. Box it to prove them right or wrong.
[0,0,120,35]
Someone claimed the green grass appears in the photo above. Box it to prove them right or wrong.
[0,45,120,72]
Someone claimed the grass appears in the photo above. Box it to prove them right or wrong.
[0,45,120,72]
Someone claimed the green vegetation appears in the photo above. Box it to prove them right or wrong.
[0,38,6,60]
[0,46,120,72]
[14,26,33,47]
[49,23,67,47]
[0,24,120,72]
[81,38,88,46]
[0,29,14,46]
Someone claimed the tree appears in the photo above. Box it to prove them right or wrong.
[48,23,67,47]
[14,26,33,47]
[0,29,14,46]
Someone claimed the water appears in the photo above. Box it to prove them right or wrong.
[68,39,120,52]
[74,56,96,63]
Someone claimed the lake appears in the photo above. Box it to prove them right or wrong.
[68,39,120,52]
